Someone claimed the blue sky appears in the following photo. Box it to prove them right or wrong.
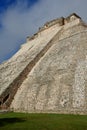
[0,0,38,12]
[0,0,87,63]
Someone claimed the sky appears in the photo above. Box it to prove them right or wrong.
[0,0,87,63]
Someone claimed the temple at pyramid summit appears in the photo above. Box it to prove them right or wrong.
[0,13,87,114]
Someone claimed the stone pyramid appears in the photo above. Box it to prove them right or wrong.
[0,13,87,114]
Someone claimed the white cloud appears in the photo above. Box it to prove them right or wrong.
[0,0,87,63]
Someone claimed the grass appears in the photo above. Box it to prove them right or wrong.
[0,112,87,130]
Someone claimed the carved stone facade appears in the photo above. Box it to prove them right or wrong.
[0,13,87,114]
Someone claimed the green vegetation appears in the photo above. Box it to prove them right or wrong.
[0,112,87,130]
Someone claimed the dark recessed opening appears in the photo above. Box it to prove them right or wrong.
[3,94,9,103]
[0,101,2,105]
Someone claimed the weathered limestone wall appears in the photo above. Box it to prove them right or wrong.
[11,23,87,114]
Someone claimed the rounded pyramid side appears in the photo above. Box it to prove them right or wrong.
[11,21,87,114]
